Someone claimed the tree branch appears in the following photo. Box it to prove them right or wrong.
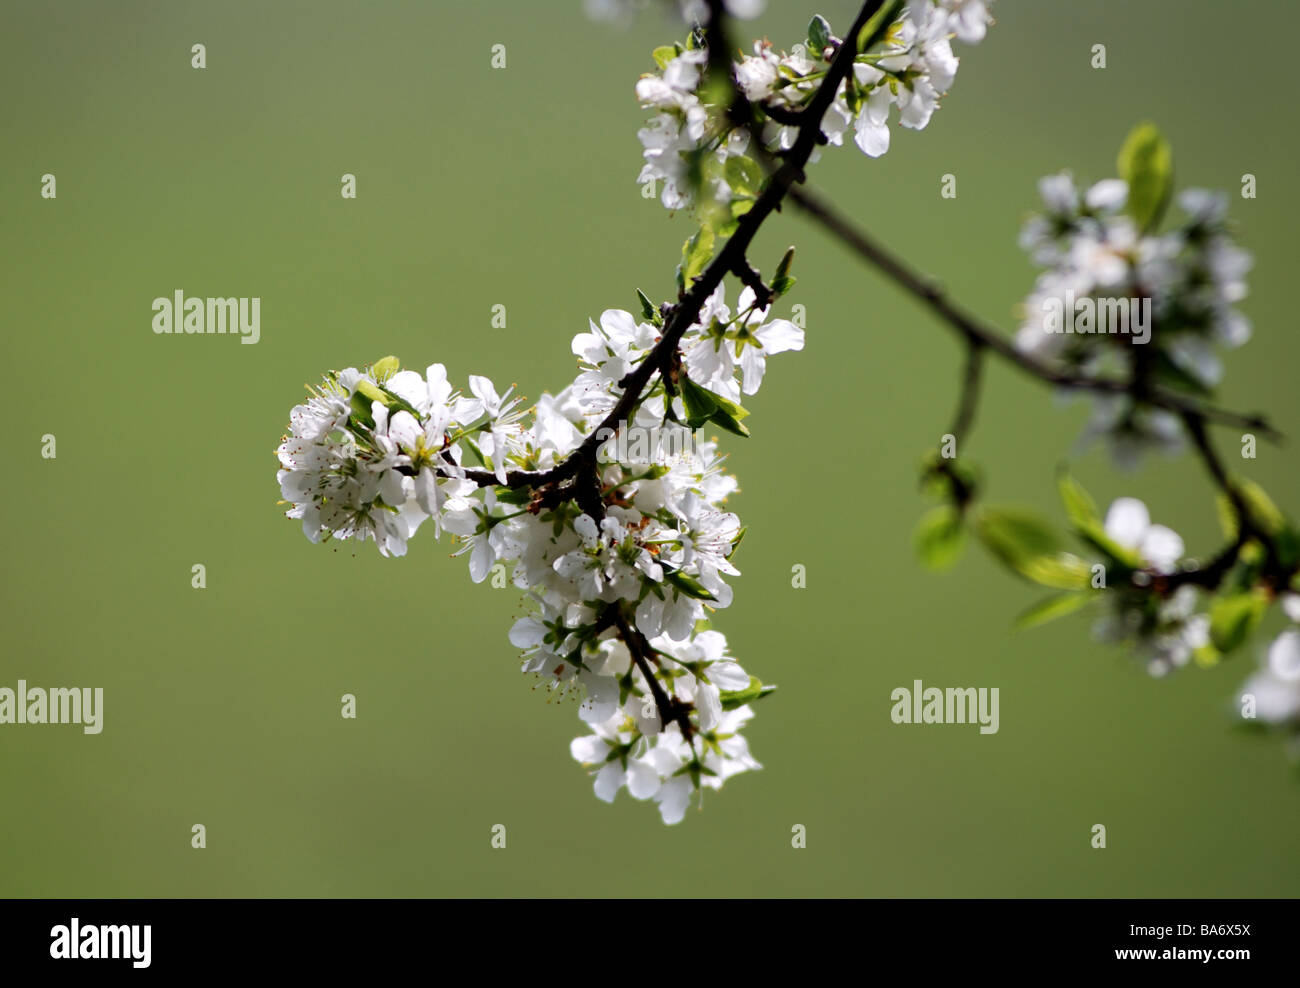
[613,607,693,737]
[787,184,1282,441]
[454,1,890,496]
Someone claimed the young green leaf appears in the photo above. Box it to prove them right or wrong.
[664,568,719,602]
[679,374,719,429]
[708,405,751,438]
[370,355,400,383]
[637,288,662,326]
[680,227,715,285]
[1017,552,1094,590]
[719,676,777,710]
[725,155,763,199]
[1208,589,1269,654]
[1013,592,1092,631]
[1117,122,1174,233]
[1057,470,1100,531]
[808,14,833,52]
[1057,476,1139,568]
[1234,478,1286,535]
[975,507,1088,587]
[349,389,376,429]
[975,506,1063,562]
[914,505,966,572]
[774,246,796,283]
[857,0,905,53]
[1215,492,1239,540]
[679,374,751,437]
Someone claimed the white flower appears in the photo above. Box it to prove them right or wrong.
[444,488,522,583]
[280,249,800,817]
[1237,628,1300,726]
[1103,497,1184,573]
[941,0,994,43]
[570,713,661,804]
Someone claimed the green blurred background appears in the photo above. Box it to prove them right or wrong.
[2,0,1297,897]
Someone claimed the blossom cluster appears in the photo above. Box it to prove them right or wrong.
[277,286,801,821]
[636,0,994,211]
[1093,494,1300,743]
[984,478,1300,748]
[1089,496,1209,678]
[1015,173,1253,469]
[1238,596,1300,733]
[276,361,522,557]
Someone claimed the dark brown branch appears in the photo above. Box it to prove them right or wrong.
[613,607,693,737]
[950,341,985,443]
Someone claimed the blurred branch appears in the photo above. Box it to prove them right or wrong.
[787,184,1282,441]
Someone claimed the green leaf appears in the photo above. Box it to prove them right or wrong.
[1117,122,1174,233]
[719,676,777,710]
[679,374,750,437]
[664,568,718,602]
[845,72,865,116]
[1193,642,1221,668]
[370,355,400,383]
[637,288,662,326]
[975,507,1089,587]
[725,155,763,198]
[1018,552,1094,590]
[680,227,715,286]
[1057,470,1100,531]
[351,377,406,429]
[1235,478,1286,536]
[807,14,833,52]
[913,505,966,572]
[679,375,719,429]
[1013,592,1092,631]
[709,409,750,438]
[856,0,905,53]
[353,378,388,407]
[651,45,677,70]
[975,506,1063,563]
[774,246,795,283]
[1057,477,1140,568]
[1215,492,1239,540]
[709,390,750,423]
[349,389,376,429]
[1209,589,1268,655]
[771,275,796,297]
[1275,527,1300,570]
